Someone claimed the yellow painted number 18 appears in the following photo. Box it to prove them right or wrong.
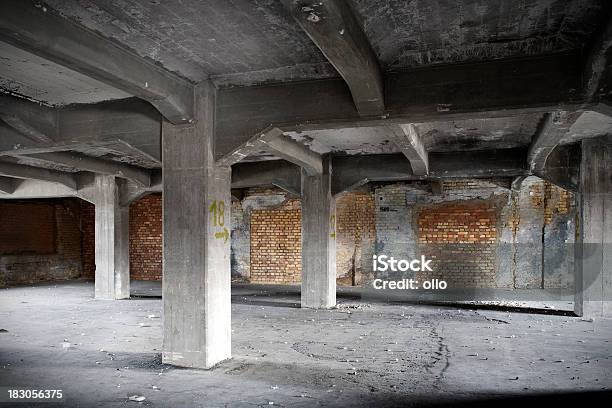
[209,200,225,227]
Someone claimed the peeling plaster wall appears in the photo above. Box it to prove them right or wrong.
[513,177,546,288]
[336,191,376,286]
[542,183,575,288]
[374,178,575,289]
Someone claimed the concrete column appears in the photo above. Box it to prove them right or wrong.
[162,82,232,369]
[575,136,612,318]
[301,157,336,308]
[93,174,130,300]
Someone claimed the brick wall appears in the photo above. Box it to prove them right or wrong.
[80,200,95,279]
[73,178,575,290]
[129,194,162,280]
[542,182,575,288]
[0,199,83,286]
[250,198,302,284]
[0,202,55,255]
[418,201,497,288]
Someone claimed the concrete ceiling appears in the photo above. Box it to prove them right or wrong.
[352,0,606,69]
[0,42,130,106]
[43,0,337,85]
[0,1,608,174]
[416,115,542,152]
[1,0,604,99]
[284,115,543,156]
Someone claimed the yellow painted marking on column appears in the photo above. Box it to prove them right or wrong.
[210,200,229,242]
[330,214,336,238]
[215,227,229,243]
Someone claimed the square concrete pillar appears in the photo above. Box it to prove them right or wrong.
[575,136,612,318]
[301,157,336,309]
[93,174,130,300]
[162,82,232,368]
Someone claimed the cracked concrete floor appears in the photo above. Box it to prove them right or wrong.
[0,281,611,407]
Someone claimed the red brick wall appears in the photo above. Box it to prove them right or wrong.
[129,194,162,280]
[0,199,83,286]
[79,194,164,281]
[80,200,95,279]
[418,201,497,288]
[0,202,55,255]
[250,199,302,284]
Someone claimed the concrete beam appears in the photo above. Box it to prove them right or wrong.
[331,149,527,195]
[232,161,301,194]
[583,7,612,106]
[301,157,336,309]
[0,95,56,143]
[216,127,283,167]
[217,126,321,175]
[0,98,162,162]
[0,1,194,124]
[0,179,78,200]
[162,83,231,369]
[387,124,429,176]
[217,53,582,157]
[259,133,322,176]
[538,143,580,192]
[0,176,20,194]
[25,152,151,187]
[118,171,162,206]
[92,174,130,300]
[282,0,383,116]
[0,160,77,189]
[527,111,582,175]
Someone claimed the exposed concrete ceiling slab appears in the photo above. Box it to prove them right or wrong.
[285,115,542,156]
[71,144,161,169]
[43,0,335,85]
[287,127,400,155]
[21,0,604,89]
[0,42,130,106]
[415,115,543,152]
[1,0,606,102]
[563,110,612,143]
[350,0,606,69]
[4,156,79,173]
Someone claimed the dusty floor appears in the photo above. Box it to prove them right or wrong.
[0,281,611,407]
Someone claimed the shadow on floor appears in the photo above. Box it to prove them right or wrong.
[129,280,575,315]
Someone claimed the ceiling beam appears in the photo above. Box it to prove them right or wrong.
[216,127,283,167]
[387,124,429,176]
[24,152,151,187]
[583,7,612,106]
[0,0,194,124]
[0,96,56,143]
[527,111,582,175]
[217,126,322,175]
[332,149,527,195]
[232,161,301,192]
[0,161,77,189]
[0,176,20,194]
[0,97,162,162]
[282,0,384,116]
[217,53,583,158]
[258,132,323,176]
